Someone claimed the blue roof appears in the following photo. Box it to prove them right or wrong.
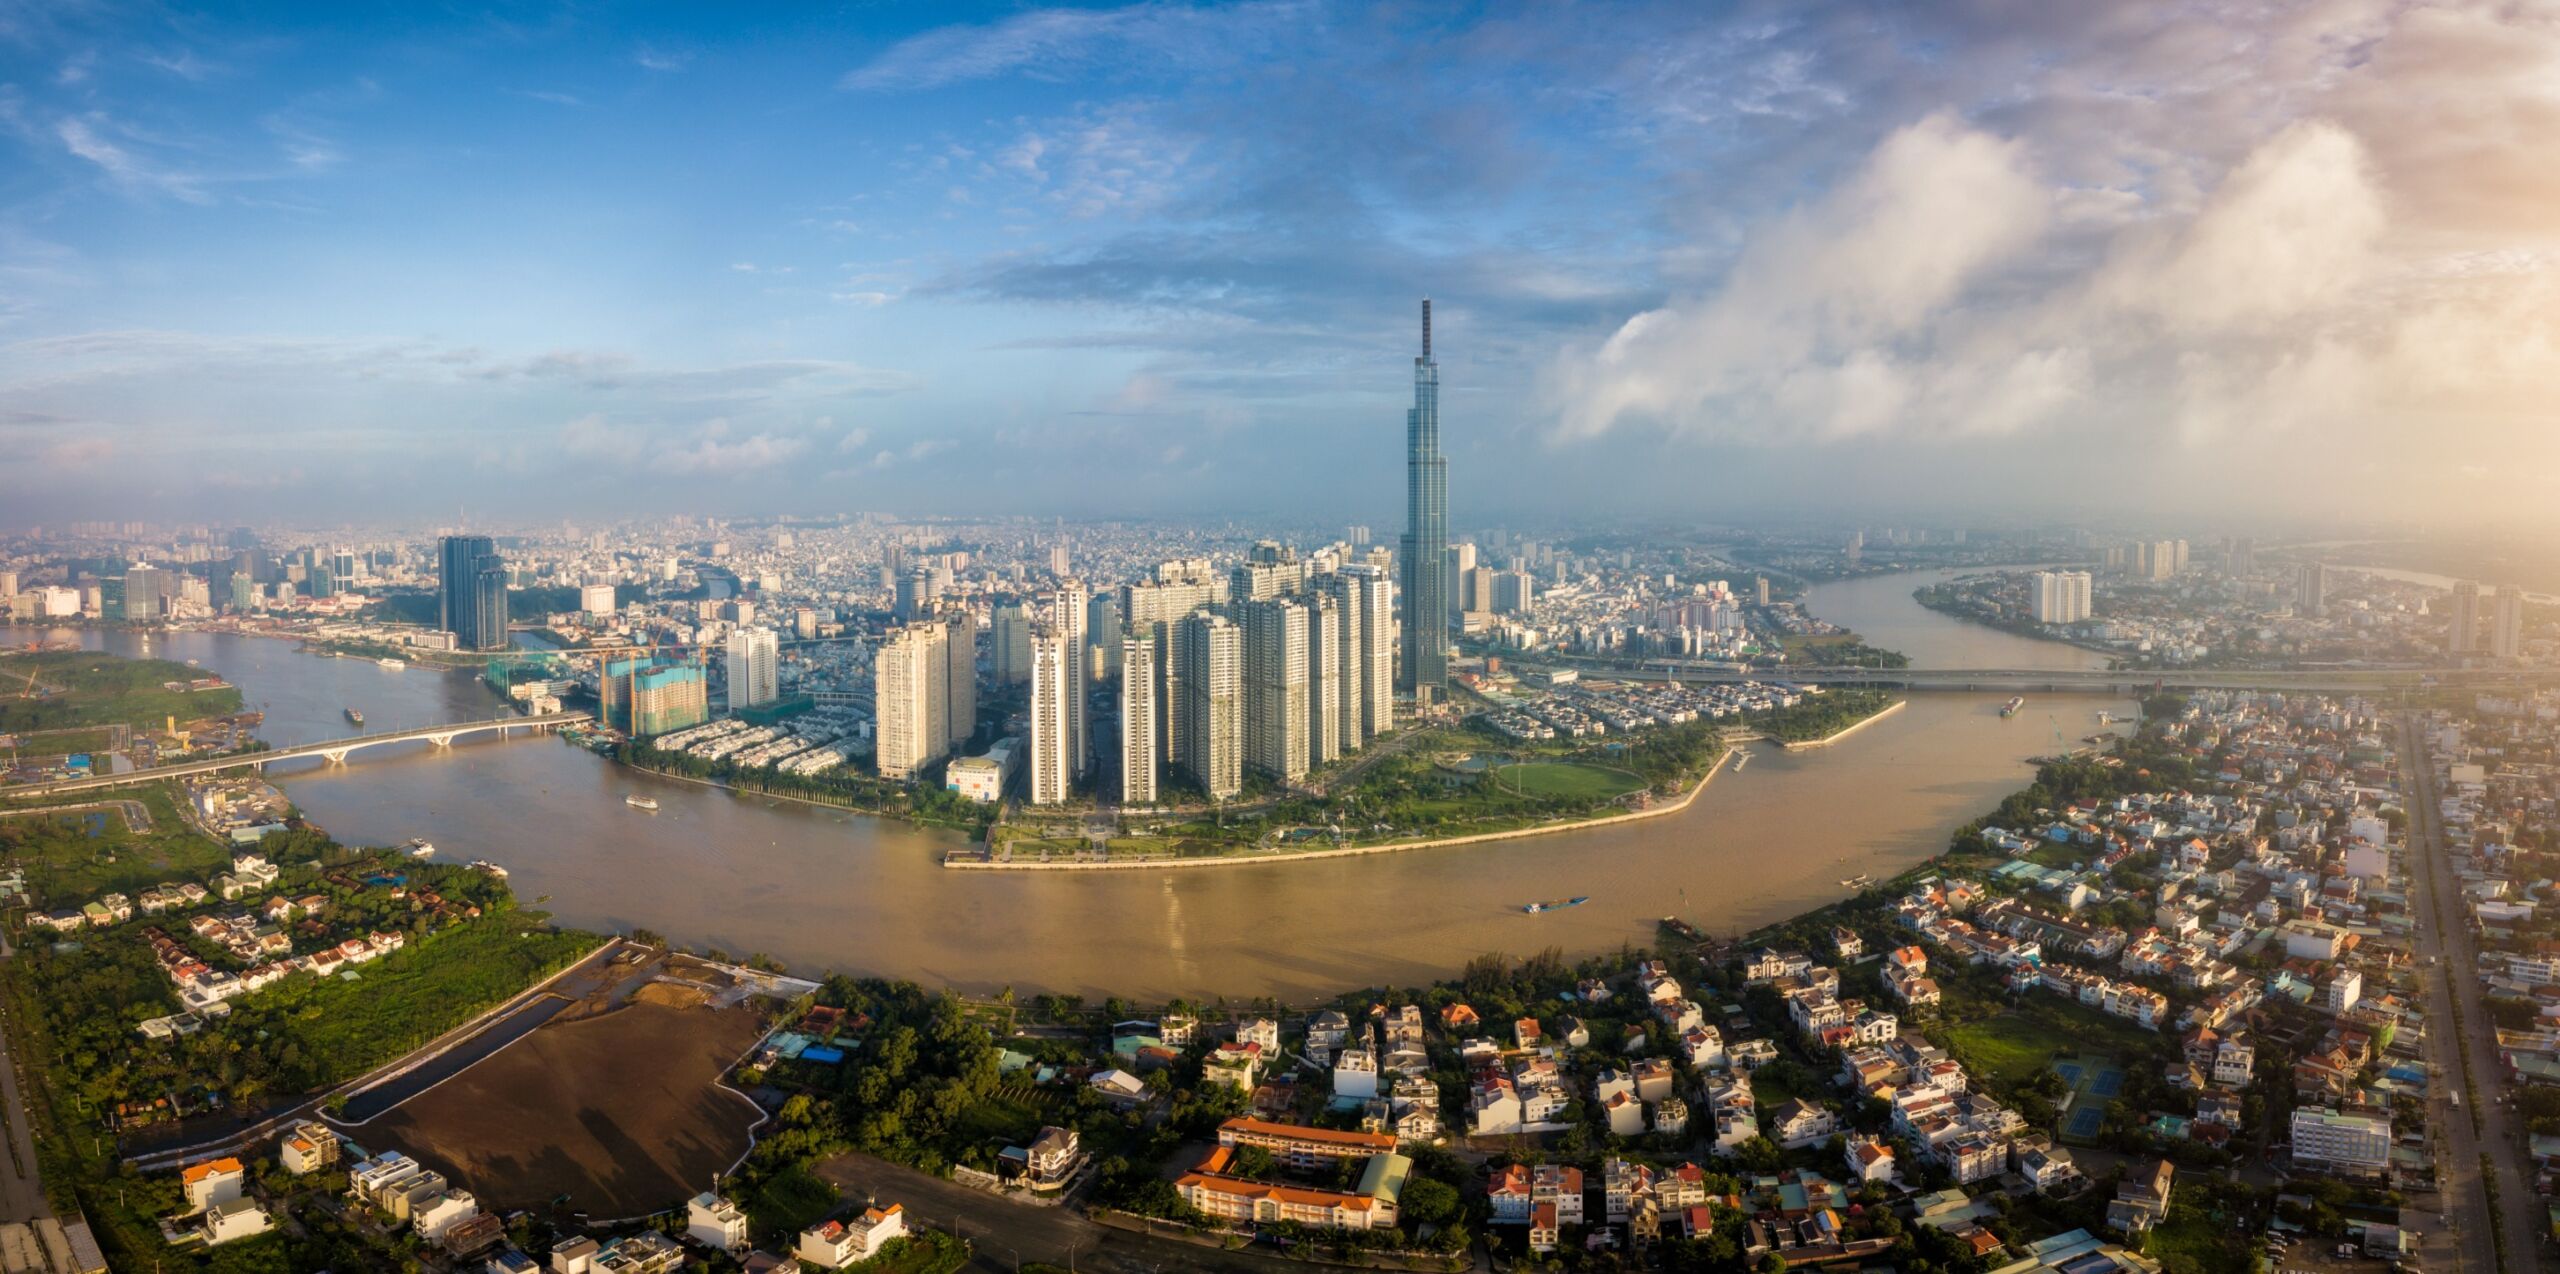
[800,1045,845,1064]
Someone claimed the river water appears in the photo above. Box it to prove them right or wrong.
[45,572,2126,1001]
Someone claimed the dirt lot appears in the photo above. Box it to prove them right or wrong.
[365,980,772,1218]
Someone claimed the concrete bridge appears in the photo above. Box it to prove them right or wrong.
[2,711,591,798]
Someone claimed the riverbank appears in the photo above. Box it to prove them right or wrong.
[615,761,986,838]
[1775,696,1907,750]
[949,745,1739,871]
[1910,590,2125,659]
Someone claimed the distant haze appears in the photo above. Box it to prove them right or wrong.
[2,2,2556,529]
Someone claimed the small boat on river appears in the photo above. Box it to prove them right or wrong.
[1524,896,1589,914]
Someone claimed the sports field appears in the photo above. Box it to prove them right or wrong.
[1489,760,1645,799]
[2053,1054,2127,1143]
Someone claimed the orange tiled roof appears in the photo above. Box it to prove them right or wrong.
[1220,1117,1396,1150]
[1179,1172,1377,1211]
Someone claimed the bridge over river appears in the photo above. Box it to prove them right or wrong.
[3,711,591,799]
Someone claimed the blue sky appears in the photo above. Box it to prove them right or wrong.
[5,1,2559,529]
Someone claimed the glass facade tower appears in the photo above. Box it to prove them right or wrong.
[439,534,509,652]
[1398,299,1448,698]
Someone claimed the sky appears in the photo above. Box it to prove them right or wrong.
[3,0,2558,531]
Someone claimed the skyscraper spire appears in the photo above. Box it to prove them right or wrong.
[1421,298,1431,361]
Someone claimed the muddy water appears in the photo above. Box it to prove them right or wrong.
[61,585,2120,1000]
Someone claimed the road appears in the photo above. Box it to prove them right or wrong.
[123,937,630,1170]
[0,926,50,1225]
[2396,713,2543,1272]
[814,1152,1419,1274]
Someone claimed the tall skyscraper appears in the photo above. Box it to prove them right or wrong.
[992,603,1033,684]
[1086,593,1122,678]
[1316,572,1364,755]
[942,606,977,749]
[2033,570,2093,624]
[1399,299,1449,700]
[1305,593,1344,767]
[438,534,508,652]
[874,622,950,779]
[725,627,779,711]
[2490,584,2524,659]
[120,565,170,621]
[1027,624,1074,805]
[1036,582,1091,776]
[603,656,708,736]
[2297,562,2327,616]
[1243,598,1310,784]
[2450,579,2483,654]
[1177,612,1242,799]
[1120,635,1159,805]
[1338,564,1396,744]
[1160,618,1189,768]
[894,568,937,622]
[1447,544,1479,621]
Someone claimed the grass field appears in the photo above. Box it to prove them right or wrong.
[7,726,122,758]
[0,783,231,903]
[1944,1015,2077,1091]
[1488,760,1646,800]
[2142,1180,2267,1274]
[0,651,244,734]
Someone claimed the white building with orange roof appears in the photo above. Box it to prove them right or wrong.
[796,1203,907,1268]
[181,1156,245,1214]
[278,1121,339,1175]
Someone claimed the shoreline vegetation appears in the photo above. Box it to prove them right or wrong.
[610,688,1908,871]
[949,746,1743,872]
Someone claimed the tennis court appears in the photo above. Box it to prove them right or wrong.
[2056,1053,2127,1144]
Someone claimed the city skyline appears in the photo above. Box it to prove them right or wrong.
[5,3,2559,529]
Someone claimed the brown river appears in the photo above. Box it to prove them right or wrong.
[57,568,2123,1001]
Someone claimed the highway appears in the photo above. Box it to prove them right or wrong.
[2397,712,2544,1271]
[1,710,590,799]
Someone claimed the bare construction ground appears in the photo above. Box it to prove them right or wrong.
[363,959,773,1218]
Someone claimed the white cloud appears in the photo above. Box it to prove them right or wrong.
[1551,113,2055,442]
[841,2,1308,92]
[56,116,209,203]
[1552,88,2560,466]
